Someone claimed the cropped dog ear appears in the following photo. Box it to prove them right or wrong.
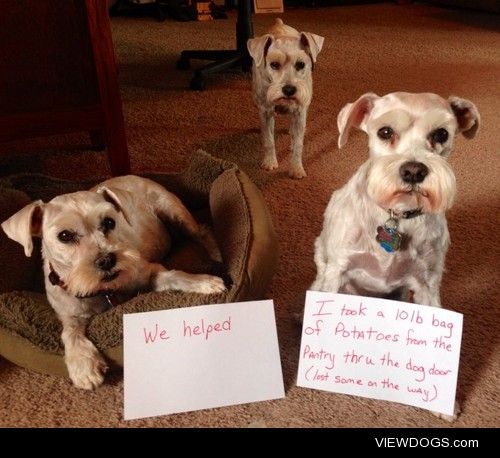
[97,186,133,226]
[247,34,273,67]
[337,93,379,148]
[300,32,324,63]
[1,200,44,257]
[448,96,480,139]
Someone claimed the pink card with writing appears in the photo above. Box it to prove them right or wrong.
[297,291,463,416]
[123,300,284,420]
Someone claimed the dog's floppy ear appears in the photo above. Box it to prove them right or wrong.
[1,200,44,257]
[337,92,379,148]
[448,96,480,139]
[97,186,133,226]
[300,32,324,64]
[247,34,273,68]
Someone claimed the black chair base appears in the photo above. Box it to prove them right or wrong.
[110,0,168,22]
[177,50,250,90]
[176,0,253,90]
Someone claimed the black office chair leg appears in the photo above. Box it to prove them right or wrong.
[177,50,238,71]
[176,0,253,90]
[190,55,241,90]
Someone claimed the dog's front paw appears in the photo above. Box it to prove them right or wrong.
[261,157,278,171]
[66,350,108,390]
[195,274,227,294]
[289,165,307,179]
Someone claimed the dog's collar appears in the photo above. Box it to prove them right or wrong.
[388,208,423,220]
[48,263,67,290]
[48,263,117,309]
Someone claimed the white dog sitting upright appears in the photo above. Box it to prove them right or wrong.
[312,92,480,307]
[247,19,324,179]
[2,176,226,389]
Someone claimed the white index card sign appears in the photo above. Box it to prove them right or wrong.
[124,300,284,420]
[297,291,463,417]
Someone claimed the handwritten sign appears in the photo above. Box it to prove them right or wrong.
[297,291,463,416]
[123,300,284,420]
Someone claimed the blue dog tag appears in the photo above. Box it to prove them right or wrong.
[376,225,402,253]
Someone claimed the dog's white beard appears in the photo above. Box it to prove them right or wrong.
[65,249,144,297]
[366,155,456,214]
[266,80,311,109]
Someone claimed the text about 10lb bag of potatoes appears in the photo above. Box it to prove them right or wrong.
[297,291,463,417]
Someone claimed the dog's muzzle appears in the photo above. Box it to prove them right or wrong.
[399,161,429,184]
[95,252,117,272]
[274,92,298,114]
[282,84,297,98]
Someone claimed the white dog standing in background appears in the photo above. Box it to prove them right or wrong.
[247,19,324,179]
[2,176,226,389]
[312,92,480,306]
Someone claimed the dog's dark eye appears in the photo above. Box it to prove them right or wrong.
[100,217,115,233]
[430,128,449,144]
[58,230,76,243]
[377,126,394,141]
[270,61,281,70]
[295,61,305,71]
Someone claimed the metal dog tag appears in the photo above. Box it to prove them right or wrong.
[376,215,402,253]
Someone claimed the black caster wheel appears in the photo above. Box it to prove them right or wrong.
[176,57,190,70]
[155,5,167,21]
[190,74,206,91]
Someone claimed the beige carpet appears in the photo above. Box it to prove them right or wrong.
[0,3,499,427]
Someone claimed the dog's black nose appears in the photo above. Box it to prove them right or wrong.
[282,85,297,97]
[399,161,429,184]
[96,252,117,271]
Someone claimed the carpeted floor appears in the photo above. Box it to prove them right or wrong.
[0,3,499,427]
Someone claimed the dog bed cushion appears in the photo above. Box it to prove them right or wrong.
[0,150,278,376]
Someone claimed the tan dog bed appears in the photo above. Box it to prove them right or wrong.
[0,150,278,377]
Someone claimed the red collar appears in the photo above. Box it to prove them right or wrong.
[48,263,67,290]
[48,262,119,309]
